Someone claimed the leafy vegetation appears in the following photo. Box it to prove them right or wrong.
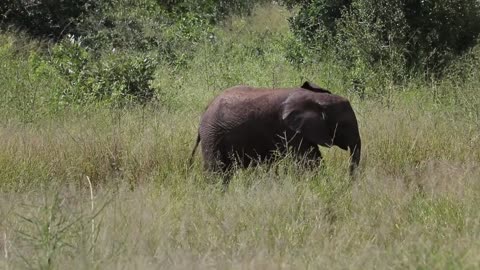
[1,1,480,269]
[0,0,95,39]
[287,0,480,76]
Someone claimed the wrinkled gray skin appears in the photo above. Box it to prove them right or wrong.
[190,81,361,182]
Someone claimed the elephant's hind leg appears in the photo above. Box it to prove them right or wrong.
[202,147,234,186]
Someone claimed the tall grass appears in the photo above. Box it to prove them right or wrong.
[1,3,480,269]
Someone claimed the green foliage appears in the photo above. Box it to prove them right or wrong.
[0,0,95,39]
[286,0,480,75]
[403,0,480,70]
[334,0,409,85]
[46,38,157,105]
[287,0,352,46]
[158,0,267,23]
[0,34,67,120]
[431,43,480,122]
[1,0,268,66]
[91,53,157,105]
[75,0,214,68]
[444,42,480,83]
[78,0,167,52]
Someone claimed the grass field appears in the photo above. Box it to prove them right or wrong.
[1,4,480,269]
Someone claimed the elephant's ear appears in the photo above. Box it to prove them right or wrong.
[301,81,331,94]
[282,95,332,146]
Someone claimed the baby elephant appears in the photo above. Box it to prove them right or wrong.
[190,81,361,181]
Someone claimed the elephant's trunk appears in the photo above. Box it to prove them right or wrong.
[349,139,361,176]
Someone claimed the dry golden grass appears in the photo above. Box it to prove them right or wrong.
[0,95,479,269]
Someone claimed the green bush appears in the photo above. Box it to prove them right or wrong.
[75,0,214,67]
[286,0,480,74]
[158,0,268,23]
[91,52,157,105]
[334,0,408,84]
[403,0,480,68]
[285,0,351,47]
[0,0,95,39]
[47,38,157,105]
[1,0,266,63]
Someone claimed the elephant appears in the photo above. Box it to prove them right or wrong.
[190,81,361,182]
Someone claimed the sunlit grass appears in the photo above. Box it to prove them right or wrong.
[1,93,479,268]
[1,3,480,269]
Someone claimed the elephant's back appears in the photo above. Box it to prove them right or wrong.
[199,86,292,140]
[210,86,294,109]
[221,85,293,96]
[204,86,292,120]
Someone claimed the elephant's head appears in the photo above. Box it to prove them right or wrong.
[281,90,361,175]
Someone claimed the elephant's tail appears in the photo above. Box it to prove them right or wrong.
[188,133,201,167]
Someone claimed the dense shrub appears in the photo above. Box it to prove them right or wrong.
[76,0,213,67]
[402,0,480,70]
[285,0,352,46]
[286,0,480,74]
[1,0,268,65]
[158,0,268,23]
[0,0,95,39]
[46,38,157,105]
[334,0,409,82]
